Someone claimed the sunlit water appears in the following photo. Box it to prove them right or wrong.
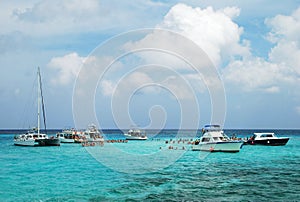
[0,130,299,201]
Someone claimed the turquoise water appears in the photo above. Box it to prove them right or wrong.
[0,130,299,201]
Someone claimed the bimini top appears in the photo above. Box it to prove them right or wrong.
[204,125,221,130]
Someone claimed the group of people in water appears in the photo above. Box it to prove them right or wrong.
[158,138,196,150]
[81,139,129,147]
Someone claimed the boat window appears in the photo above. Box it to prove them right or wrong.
[260,134,273,138]
[202,137,210,142]
[213,137,219,141]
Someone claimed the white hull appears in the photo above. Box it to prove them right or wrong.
[192,141,243,152]
[59,138,75,143]
[14,139,38,146]
[125,134,147,140]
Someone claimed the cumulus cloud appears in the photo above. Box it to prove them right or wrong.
[118,3,247,99]
[224,6,300,93]
[223,57,295,93]
[266,7,300,75]
[47,52,85,85]
[157,3,250,66]
[265,7,300,43]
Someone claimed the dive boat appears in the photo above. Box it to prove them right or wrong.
[83,124,104,143]
[246,133,289,146]
[56,128,85,143]
[192,125,243,152]
[56,130,75,143]
[14,67,60,146]
[124,128,147,140]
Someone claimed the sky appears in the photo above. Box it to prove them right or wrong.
[1,0,300,129]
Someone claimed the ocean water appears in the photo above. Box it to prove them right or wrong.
[0,129,299,201]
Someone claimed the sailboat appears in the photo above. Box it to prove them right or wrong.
[14,67,60,146]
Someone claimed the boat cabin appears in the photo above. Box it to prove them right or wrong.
[253,133,276,139]
[201,132,230,142]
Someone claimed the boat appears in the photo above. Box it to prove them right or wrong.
[192,125,243,152]
[83,124,104,144]
[56,129,77,143]
[124,128,147,140]
[245,132,289,146]
[14,67,60,147]
[56,128,85,143]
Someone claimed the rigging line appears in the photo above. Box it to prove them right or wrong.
[38,67,47,134]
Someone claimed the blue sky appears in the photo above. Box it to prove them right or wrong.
[1,0,300,129]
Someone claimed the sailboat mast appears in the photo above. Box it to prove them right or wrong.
[37,67,40,135]
[39,67,47,134]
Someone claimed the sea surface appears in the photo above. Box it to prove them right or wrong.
[0,129,299,201]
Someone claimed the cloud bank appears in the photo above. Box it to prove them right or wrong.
[224,7,300,93]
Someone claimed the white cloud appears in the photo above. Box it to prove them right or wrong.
[224,6,300,93]
[13,0,100,23]
[269,41,300,75]
[161,75,195,100]
[223,58,283,93]
[101,69,199,101]
[47,52,85,85]
[9,0,103,36]
[118,3,247,99]
[266,8,300,76]
[264,86,280,93]
[111,71,156,97]
[157,3,250,67]
[265,7,300,43]
[100,80,116,97]
[1,0,166,37]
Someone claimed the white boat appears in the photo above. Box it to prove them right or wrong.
[56,129,76,143]
[14,67,60,147]
[124,128,147,140]
[245,132,289,146]
[84,124,104,143]
[56,128,85,143]
[14,130,40,146]
[192,125,243,152]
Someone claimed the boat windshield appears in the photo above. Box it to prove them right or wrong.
[260,134,274,138]
[202,137,210,142]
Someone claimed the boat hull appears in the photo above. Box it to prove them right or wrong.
[59,138,75,143]
[192,141,243,152]
[35,138,60,146]
[14,138,60,146]
[14,139,38,146]
[246,138,289,146]
[125,136,147,140]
